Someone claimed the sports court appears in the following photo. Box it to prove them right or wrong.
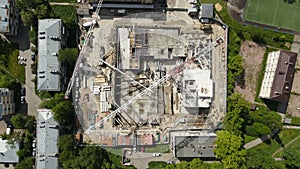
[244,0,300,31]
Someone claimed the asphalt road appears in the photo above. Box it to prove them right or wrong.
[17,26,42,117]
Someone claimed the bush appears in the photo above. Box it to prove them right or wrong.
[28,30,37,44]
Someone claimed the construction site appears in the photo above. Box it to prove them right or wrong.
[69,0,227,155]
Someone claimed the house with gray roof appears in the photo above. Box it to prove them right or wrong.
[199,4,214,23]
[0,0,19,35]
[36,109,59,169]
[0,138,19,164]
[37,19,67,91]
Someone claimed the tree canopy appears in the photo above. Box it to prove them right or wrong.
[15,157,34,169]
[17,0,51,27]
[58,48,78,66]
[215,130,246,169]
[225,93,250,136]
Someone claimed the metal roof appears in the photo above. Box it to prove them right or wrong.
[37,19,62,91]
[259,50,297,103]
[0,138,19,163]
[174,134,216,158]
[200,4,214,19]
[0,0,10,33]
[36,109,59,169]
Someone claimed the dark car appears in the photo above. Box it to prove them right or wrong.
[21,87,26,96]
[31,53,35,61]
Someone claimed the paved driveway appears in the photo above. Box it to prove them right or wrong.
[10,26,42,117]
[126,152,175,169]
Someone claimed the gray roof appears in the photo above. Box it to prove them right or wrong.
[0,0,10,33]
[37,19,62,91]
[36,109,59,169]
[0,138,19,163]
[174,134,216,158]
[200,4,214,19]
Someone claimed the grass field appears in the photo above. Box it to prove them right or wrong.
[244,0,300,31]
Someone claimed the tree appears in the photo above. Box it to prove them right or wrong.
[11,114,26,129]
[283,149,300,168]
[20,10,34,27]
[189,158,210,169]
[33,4,50,19]
[52,100,74,131]
[225,94,250,136]
[40,93,65,109]
[29,30,37,44]
[215,131,246,169]
[78,146,109,169]
[15,157,34,169]
[175,161,190,169]
[249,107,282,131]
[58,48,78,65]
[58,135,76,152]
[246,122,271,137]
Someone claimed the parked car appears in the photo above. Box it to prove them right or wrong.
[21,87,26,96]
[18,60,26,66]
[152,153,161,157]
[18,56,27,61]
[31,53,35,61]
[32,139,36,148]
[21,96,25,104]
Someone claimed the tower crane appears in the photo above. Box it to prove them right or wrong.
[86,37,224,133]
[64,0,104,99]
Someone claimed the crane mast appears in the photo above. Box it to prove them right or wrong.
[64,0,104,99]
[86,38,223,133]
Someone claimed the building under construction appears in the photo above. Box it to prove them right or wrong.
[72,2,227,154]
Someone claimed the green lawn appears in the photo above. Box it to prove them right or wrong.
[275,136,300,158]
[148,161,167,169]
[252,129,300,154]
[144,144,169,153]
[285,116,300,126]
[201,0,293,49]
[244,0,300,31]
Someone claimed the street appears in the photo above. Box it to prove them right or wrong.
[9,25,42,117]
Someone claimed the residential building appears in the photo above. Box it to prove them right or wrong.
[0,138,19,165]
[199,4,214,23]
[36,109,59,169]
[0,88,14,118]
[37,19,67,91]
[259,50,297,103]
[0,0,19,36]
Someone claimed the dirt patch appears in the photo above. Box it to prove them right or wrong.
[234,41,266,102]
[215,3,222,12]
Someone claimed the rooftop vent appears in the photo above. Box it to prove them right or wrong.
[274,92,282,95]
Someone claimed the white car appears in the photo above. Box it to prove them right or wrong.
[152,153,161,157]
[297,108,300,110]
[18,56,27,61]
